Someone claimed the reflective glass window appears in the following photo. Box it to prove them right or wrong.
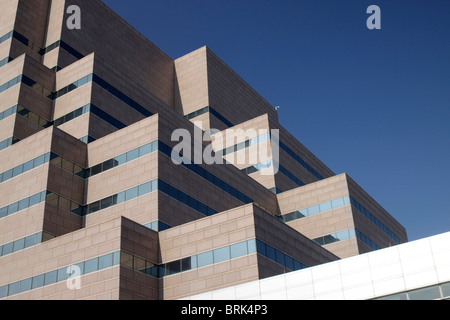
[125,187,138,201]
[32,274,45,289]
[19,278,32,293]
[409,286,441,300]
[126,149,139,162]
[84,258,99,274]
[44,270,57,286]
[230,242,248,259]
[213,247,230,263]
[197,251,214,268]
[8,282,20,296]
[319,201,332,212]
[99,253,114,270]
[441,283,450,298]
[0,285,8,299]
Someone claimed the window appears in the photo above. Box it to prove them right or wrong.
[197,251,214,268]
[213,247,231,263]
[408,286,441,300]
[44,270,57,286]
[0,285,8,299]
[125,187,138,201]
[275,250,285,266]
[8,282,20,296]
[99,253,114,270]
[165,260,181,276]
[24,234,37,248]
[19,278,32,293]
[138,182,152,196]
[31,274,45,289]
[121,252,134,269]
[126,149,139,162]
[441,283,450,298]
[181,257,193,272]
[57,267,69,282]
[13,238,25,251]
[230,242,248,259]
[0,207,7,218]
[84,258,99,274]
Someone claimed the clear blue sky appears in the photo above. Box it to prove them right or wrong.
[102,0,450,242]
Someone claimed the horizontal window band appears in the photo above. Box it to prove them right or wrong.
[0,153,50,184]
[279,196,351,223]
[0,232,56,258]
[0,251,120,299]
[0,191,47,220]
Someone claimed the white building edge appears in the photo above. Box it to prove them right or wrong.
[184,231,450,300]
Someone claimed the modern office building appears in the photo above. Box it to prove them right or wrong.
[0,0,412,300]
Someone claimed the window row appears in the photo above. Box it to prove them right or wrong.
[17,105,52,128]
[209,106,234,127]
[0,31,13,44]
[85,140,158,178]
[213,130,323,182]
[86,180,158,215]
[279,164,305,187]
[144,220,172,232]
[158,180,218,217]
[159,141,253,204]
[21,75,53,98]
[92,74,153,117]
[278,138,324,180]
[53,104,90,127]
[256,239,308,271]
[90,104,126,129]
[53,73,153,121]
[184,106,209,120]
[350,197,400,244]
[0,152,50,183]
[0,232,53,258]
[0,57,10,68]
[79,135,96,144]
[0,137,14,152]
[0,251,120,299]
[0,191,46,219]
[10,30,60,56]
[217,132,271,157]
[241,159,305,188]
[241,160,273,175]
[375,281,450,301]
[355,229,381,251]
[46,191,85,217]
[54,74,92,99]
[122,239,256,279]
[49,152,86,178]
[54,103,126,131]
[0,75,22,94]
[279,196,351,223]
[0,105,17,121]
[313,229,356,246]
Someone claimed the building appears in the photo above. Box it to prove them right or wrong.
[184,231,450,300]
[0,0,412,300]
